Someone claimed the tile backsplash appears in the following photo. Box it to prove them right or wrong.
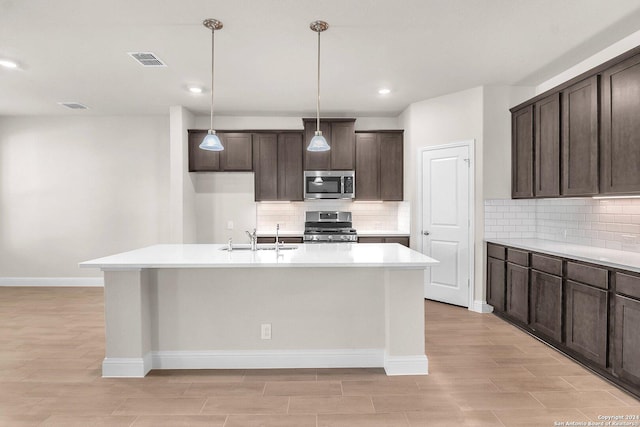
[257,201,410,233]
[485,198,640,252]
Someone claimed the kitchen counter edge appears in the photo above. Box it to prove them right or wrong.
[485,238,640,274]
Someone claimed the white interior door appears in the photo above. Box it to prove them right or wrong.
[421,143,471,307]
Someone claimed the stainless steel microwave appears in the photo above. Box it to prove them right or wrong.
[304,171,355,199]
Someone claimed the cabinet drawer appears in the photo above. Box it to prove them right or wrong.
[531,253,562,276]
[487,243,506,260]
[616,272,640,300]
[507,248,529,267]
[566,261,609,289]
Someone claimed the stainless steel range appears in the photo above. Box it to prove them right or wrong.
[303,211,358,243]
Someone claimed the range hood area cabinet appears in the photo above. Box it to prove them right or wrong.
[303,118,356,171]
[253,132,304,201]
[188,130,253,172]
[510,46,640,198]
[355,131,404,201]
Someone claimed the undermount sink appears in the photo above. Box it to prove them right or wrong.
[219,245,298,252]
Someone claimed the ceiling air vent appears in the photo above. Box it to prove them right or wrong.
[127,52,167,67]
[57,102,88,110]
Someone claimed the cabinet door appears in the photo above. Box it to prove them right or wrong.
[380,132,404,201]
[506,263,529,323]
[189,130,220,171]
[358,236,385,243]
[219,133,253,171]
[613,294,640,386]
[355,133,380,200]
[278,133,303,201]
[253,134,278,201]
[385,236,410,247]
[562,76,599,196]
[511,105,534,198]
[330,121,356,170]
[534,93,560,197]
[530,270,562,342]
[565,280,608,367]
[304,120,331,170]
[487,257,506,312]
[601,54,640,194]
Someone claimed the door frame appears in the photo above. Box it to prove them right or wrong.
[418,140,475,310]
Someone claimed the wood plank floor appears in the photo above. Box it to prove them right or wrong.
[0,287,638,426]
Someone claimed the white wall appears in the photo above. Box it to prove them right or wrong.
[194,172,257,243]
[169,106,197,243]
[0,115,170,278]
[399,87,484,300]
[537,28,640,94]
[194,115,401,131]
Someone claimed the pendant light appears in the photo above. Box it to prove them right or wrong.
[307,20,330,152]
[200,18,224,151]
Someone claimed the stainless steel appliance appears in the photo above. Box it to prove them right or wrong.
[303,211,358,243]
[304,170,355,200]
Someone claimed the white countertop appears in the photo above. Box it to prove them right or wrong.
[358,230,410,237]
[255,231,410,237]
[486,238,640,273]
[80,243,438,270]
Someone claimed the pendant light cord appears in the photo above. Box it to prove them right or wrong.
[210,28,215,131]
[316,29,321,133]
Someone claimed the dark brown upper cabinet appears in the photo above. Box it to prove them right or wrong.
[253,132,303,201]
[601,53,640,195]
[355,131,404,201]
[534,93,560,197]
[355,133,379,200]
[562,76,599,196]
[277,133,304,201]
[188,130,253,172]
[303,119,355,170]
[252,133,278,200]
[380,132,404,201]
[511,105,534,198]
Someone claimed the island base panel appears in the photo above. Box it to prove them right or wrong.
[101,267,427,377]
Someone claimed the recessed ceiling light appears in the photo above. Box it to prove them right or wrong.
[378,88,391,95]
[0,59,18,69]
[57,102,89,110]
[188,86,203,94]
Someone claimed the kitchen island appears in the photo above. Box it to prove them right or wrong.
[80,243,438,378]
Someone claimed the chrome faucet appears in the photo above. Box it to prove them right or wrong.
[275,223,282,254]
[246,228,258,251]
[227,237,233,252]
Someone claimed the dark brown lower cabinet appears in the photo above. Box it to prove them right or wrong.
[256,237,303,244]
[506,263,529,324]
[565,280,608,367]
[613,295,640,386]
[487,256,506,312]
[487,245,640,397]
[530,270,562,342]
[358,236,409,247]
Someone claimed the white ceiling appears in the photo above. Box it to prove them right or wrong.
[2,0,640,117]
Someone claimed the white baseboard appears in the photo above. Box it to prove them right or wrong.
[151,349,385,371]
[384,354,428,376]
[470,300,494,313]
[0,277,104,287]
[102,354,151,378]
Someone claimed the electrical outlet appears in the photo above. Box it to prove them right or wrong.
[261,323,272,340]
[227,221,234,230]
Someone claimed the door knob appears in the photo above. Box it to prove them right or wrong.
[423,231,430,236]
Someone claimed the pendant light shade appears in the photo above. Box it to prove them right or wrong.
[200,18,224,152]
[307,20,330,152]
